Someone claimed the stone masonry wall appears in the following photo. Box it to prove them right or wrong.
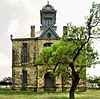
[12,39,37,90]
[12,38,86,91]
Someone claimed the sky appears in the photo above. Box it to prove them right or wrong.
[0,0,100,80]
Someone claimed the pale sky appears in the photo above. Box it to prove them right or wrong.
[0,0,100,80]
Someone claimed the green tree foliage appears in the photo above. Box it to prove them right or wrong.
[97,80,100,88]
[35,2,100,99]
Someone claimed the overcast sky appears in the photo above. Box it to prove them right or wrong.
[0,0,100,80]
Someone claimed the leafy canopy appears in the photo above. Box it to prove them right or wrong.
[35,23,99,78]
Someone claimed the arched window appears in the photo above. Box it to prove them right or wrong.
[47,33,51,38]
[43,43,52,47]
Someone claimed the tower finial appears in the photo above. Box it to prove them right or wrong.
[47,1,49,5]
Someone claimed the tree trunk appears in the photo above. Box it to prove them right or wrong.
[69,77,79,99]
[69,64,80,99]
[70,90,74,99]
[69,76,79,99]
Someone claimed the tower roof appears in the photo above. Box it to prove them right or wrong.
[42,1,55,10]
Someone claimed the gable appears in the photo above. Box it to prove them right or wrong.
[39,28,60,40]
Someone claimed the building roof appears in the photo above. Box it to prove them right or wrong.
[39,27,60,40]
[42,1,55,10]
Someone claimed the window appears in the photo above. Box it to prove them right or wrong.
[22,43,28,63]
[22,71,27,84]
[47,33,51,38]
[12,50,15,64]
[44,43,52,47]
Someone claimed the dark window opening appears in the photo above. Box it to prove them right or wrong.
[44,72,55,91]
[12,50,15,64]
[47,33,51,38]
[44,43,52,47]
[22,43,28,63]
[22,71,27,84]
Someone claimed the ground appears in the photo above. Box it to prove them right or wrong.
[0,89,100,99]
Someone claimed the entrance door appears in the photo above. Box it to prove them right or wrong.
[44,72,55,91]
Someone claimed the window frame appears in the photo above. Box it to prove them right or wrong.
[22,43,28,63]
[43,43,52,47]
[22,70,27,84]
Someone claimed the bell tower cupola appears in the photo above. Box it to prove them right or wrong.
[40,1,57,31]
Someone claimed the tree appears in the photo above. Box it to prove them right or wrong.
[97,80,100,89]
[87,76,98,88]
[1,77,12,82]
[35,2,100,99]
[0,77,12,86]
[87,76,100,89]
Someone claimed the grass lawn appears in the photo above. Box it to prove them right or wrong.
[0,89,100,99]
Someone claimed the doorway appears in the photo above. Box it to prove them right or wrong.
[44,72,55,91]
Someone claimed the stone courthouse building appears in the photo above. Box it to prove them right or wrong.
[11,2,86,91]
